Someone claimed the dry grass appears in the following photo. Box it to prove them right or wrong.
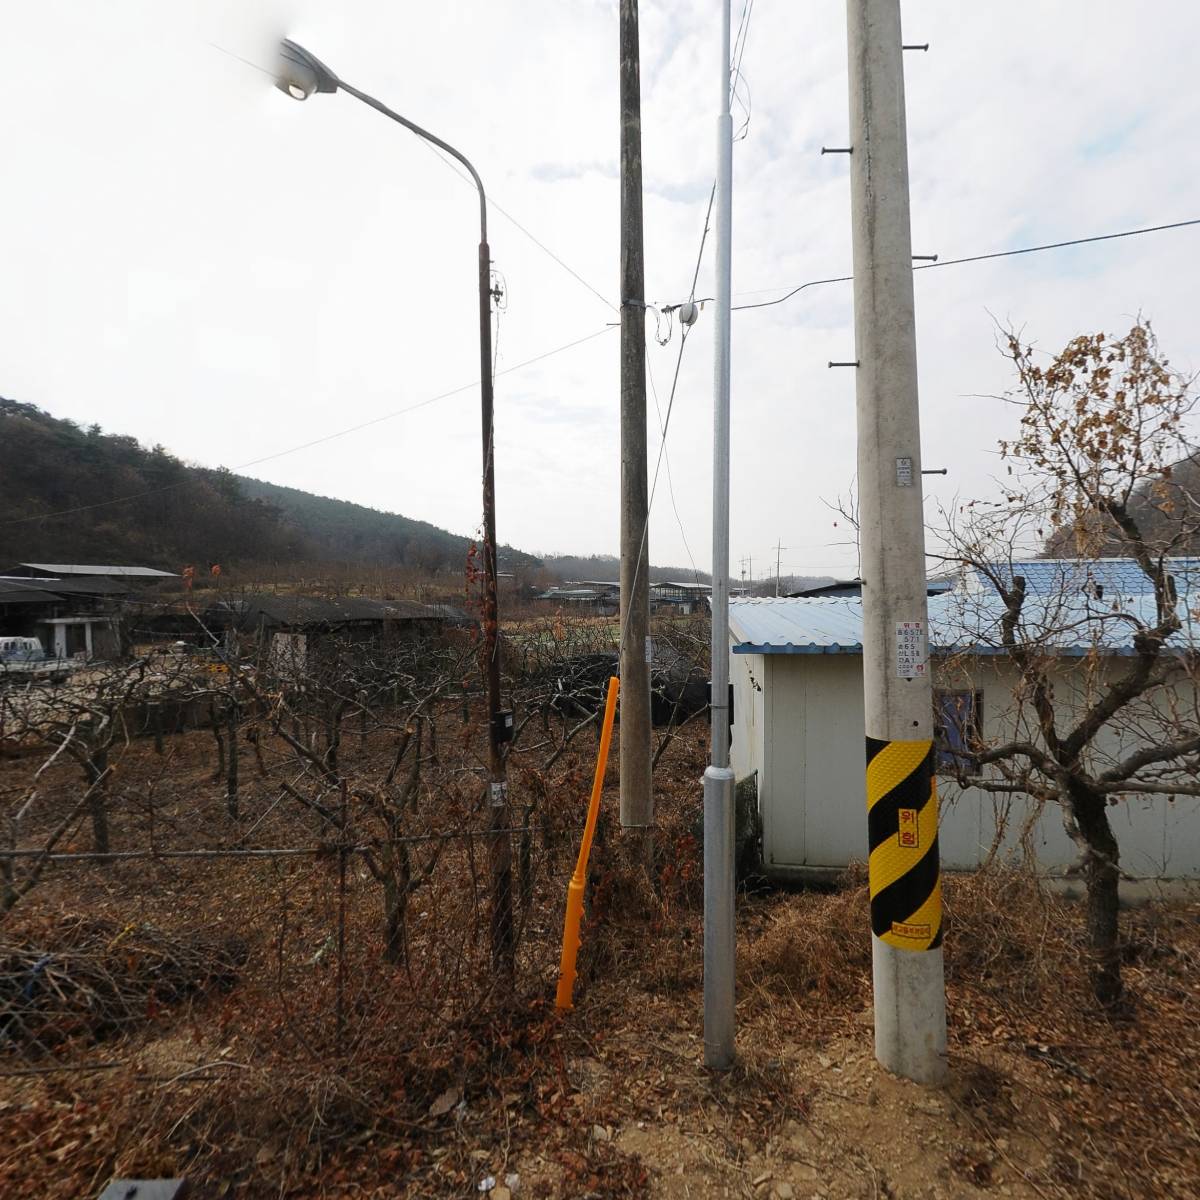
[1,705,1197,1198]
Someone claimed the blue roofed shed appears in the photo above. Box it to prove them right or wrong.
[728,560,1200,885]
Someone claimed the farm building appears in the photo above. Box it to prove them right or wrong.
[202,593,442,674]
[650,581,711,614]
[5,562,178,582]
[729,559,1200,885]
[534,583,619,615]
[0,564,170,660]
[534,579,716,616]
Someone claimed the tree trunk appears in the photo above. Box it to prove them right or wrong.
[87,749,110,856]
[1070,786,1123,1006]
[225,700,240,819]
[518,802,536,913]
[210,702,226,783]
[248,724,268,778]
[382,844,411,966]
[1,820,15,911]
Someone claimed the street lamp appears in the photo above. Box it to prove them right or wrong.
[275,38,514,977]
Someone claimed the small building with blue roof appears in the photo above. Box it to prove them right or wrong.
[729,558,1200,885]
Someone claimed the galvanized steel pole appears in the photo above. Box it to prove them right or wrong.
[845,0,947,1084]
[703,0,736,1071]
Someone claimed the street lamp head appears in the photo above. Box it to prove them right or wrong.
[276,38,339,100]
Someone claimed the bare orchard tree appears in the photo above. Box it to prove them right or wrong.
[239,630,481,965]
[2,652,204,908]
[938,320,1199,1006]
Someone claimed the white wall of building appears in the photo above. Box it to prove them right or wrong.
[730,650,1200,881]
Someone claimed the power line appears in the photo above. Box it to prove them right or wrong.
[731,217,1200,311]
[626,0,756,604]
[617,0,757,652]
[416,140,618,314]
[1,325,615,529]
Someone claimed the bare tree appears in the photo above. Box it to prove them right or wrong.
[938,320,1199,1006]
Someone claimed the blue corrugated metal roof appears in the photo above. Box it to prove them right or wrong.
[730,588,1200,658]
[731,597,868,654]
[974,557,1200,598]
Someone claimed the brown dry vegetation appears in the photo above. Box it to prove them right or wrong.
[1,697,1197,1198]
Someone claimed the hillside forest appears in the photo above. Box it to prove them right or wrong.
[0,398,533,575]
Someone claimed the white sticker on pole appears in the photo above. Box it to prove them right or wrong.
[645,635,653,664]
[895,456,914,487]
[895,620,928,679]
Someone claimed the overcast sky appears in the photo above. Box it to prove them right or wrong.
[3,1,1198,578]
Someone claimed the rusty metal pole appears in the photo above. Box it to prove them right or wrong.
[338,81,513,983]
[273,46,515,980]
[478,233,515,981]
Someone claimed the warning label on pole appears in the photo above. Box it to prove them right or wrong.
[865,736,942,952]
[895,620,928,679]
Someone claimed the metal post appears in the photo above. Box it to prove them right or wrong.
[292,60,516,979]
[846,0,947,1084]
[479,235,515,980]
[618,0,654,848]
[704,0,736,1071]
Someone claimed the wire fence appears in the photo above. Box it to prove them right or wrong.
[0,615,710,1087]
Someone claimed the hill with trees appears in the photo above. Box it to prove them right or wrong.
[538,553,711,584]
[0,396,531,576]
[0,397,303,568]
[236,476,541,575]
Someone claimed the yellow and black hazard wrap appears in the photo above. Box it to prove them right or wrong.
[865,736,942,951]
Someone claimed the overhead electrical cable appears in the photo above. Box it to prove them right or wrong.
[1,325,615,528]
[731,217,1200,311]
[621,0,756,622]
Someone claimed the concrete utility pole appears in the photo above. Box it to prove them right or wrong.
[774,540,786,597]
[845,0,947,1084]
[703,0,736,1071]
[618,0,653,845]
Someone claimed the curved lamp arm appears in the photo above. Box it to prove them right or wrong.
[276,39,487,242]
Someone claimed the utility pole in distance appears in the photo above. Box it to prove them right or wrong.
[618,0,653,851]
[774,540,787,597]
[846,0,947,1084]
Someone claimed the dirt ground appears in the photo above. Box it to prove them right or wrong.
[2,715,1198,1198]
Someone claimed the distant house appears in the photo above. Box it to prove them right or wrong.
[787,577,953,599]
[203,593,441,674]
[0,564,173,660]
[650,581,711,615]
[535,582,619,616]
[729,558,1200,884]
[534,579,713,617]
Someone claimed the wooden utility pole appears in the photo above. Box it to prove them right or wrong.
[619,0,653,848]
